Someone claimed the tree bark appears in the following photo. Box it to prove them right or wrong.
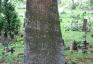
[24,0,65,64]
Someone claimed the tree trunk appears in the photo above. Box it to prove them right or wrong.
[24,0,65,64]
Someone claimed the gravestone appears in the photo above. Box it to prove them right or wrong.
[72,40,77,50]
[57,0,61,4]
[89,46,92,48]
[9,47,15,54]
[91,34,93,37]
[81,6,85,10]
[82,19,87,31]
[1,31,5,45]
[10,34,14,39]
[21,34,23,37]
[4,41,9,52]
[61,10,66,14]
[71,23,73,31]
[18,2,21,8]
[82,40,89,54]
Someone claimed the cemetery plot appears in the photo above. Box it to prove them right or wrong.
[59,0,93,64]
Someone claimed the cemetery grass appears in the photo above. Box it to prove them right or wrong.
[58,0,77,8]
[0,5,25,63]
[0,1,93,64]
[59,10,93,64]
[0,38,24,64]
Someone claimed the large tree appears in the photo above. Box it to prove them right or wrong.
[24,0,65,64]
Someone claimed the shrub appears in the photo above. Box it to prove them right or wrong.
[72,4,76,9]
[64,24,70,31]
[76,40,82,46]
[1,1,21,37]
[73,26,78,31]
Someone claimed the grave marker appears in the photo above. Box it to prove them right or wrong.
[72,40,78,51]
[1,31,5,45]
[61,10,66,14]
[82,40,89,54]
[82,19,87,31]
[4,41,9,52]
[57,0,61,4]
[9,47,15,54]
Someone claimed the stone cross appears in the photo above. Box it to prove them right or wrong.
[82,40,89,49]
[1,31,5,45]
[82,40,89,54]
[9,47,15,54]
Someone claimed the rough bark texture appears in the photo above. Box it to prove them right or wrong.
[24,0,65,64]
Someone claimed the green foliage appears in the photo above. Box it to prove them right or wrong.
[78,25,82,30]
[64,24,70,31]
[90,0,93,5]
[76,40,82,46]
[1,1,20,36]
[72,4,76,9]
[73,26,78,31]
[0,16,5,31]
[17,38,23,42]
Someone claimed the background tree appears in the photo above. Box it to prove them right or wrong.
[1,1,20,37]
[24,0,65,64]
[90,0,93,10]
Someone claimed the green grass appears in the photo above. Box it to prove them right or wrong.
[1,0,93,64]
[63,7,83,11]
[58,0,77,8]
[59,1,93,62]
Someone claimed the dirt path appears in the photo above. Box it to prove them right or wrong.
[58,0,93,13]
